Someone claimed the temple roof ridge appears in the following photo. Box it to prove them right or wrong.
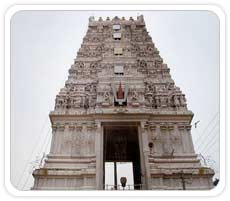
[88,15,145,26]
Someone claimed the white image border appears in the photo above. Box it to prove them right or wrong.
[4,4,226,197]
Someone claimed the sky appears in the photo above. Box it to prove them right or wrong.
[105,162,134,190]
[10,10,220,190]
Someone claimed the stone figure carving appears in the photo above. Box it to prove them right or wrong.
[66,96,71,109]
[155,96,161,108]
[145,82,153,94]
[173,95,180,108]
[55,97,63,109]
[131,91,138,101]
[140,60,146,68]
[84,95,89,109]
[89,16,95,22]
[180,95,187,107]
[85,84,91,92]
[146,45,154,55]
[91,84,97,94]
[138,59,147,70]
[137,15,144,22]
[145,94,153,107]
[57,97,66,109]
[90,96,97,107]
[167,82,174,91]
[155,60,162,68]
[103,91,110,102]
[85,83,97,94]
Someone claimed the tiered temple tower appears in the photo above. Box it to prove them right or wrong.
[32,15,214,190]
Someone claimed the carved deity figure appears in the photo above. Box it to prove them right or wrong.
[66,96,71,109]
[91,84,97,94]
[174,95,180,107]
[137,15,144,22]
[155,96,161,108]
[103,91,110,103]
[84,95,89,109]
[145,82,153,94]
[146,45,154,55]
[139,59,147,69]
[89,96,97,107]
[89,16,95,22]
[180,95,187,106]
[85,84,90,92]
[131,91,138,101]
[145,94,153,106]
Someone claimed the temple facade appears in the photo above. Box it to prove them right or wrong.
[32,15,214,190]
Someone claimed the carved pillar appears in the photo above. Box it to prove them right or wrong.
[81,125,87,156]
[95,121,103,190]
[149,123,156,154]
[55,123,65,154]
[159,124,176,156]
[86,123,96,155]
[171,124,183,154]
[160,124,171,155]
[71,124,82,156]
[178,124,187,153]
[168,124,175,155]
[60,123,69,154]
[186,125,195,153]
[50,124,58,154]
[140,121,151,189]
[155,124,163,154]
[64,123,75,155]
[179,124,194,154]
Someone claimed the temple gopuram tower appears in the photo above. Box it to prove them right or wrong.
[32,15,214,190]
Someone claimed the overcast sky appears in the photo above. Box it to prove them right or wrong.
[10,10,219,190]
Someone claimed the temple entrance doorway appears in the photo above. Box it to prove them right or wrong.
[103,125,142,190]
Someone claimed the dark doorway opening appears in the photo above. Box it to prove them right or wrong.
[103,126,141,190]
